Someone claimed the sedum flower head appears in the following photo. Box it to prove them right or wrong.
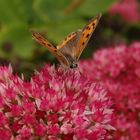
[110,0,140,23]
[80,42,140,140]
[0,65,113,139]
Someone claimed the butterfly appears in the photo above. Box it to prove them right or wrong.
[31,14,101,69]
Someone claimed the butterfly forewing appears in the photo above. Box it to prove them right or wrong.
[31,31,69,66]
[57,30,81,60]
[75,14,101,59]
[57,32,77,49]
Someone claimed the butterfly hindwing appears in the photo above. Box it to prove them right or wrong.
[75,14,101,59]
[31,31,69,66]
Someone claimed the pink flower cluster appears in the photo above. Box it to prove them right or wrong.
[0,65,113,139]
[80,42,140,140]
[110,0,140,23]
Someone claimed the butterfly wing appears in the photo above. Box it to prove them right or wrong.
[57,31,77,49]
[31,31,69,67]
[75,13,101,59]
[57,31,81,61]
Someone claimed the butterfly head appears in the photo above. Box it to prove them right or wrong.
[69,62,78,69]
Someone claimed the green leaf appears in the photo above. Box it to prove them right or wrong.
[78,0,115,16]
[33,0,80,23]
[0,0,34,25]
[33,0,72,22]
[0,23,34,59]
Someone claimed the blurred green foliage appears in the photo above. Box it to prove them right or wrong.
[0,0,115,59]
[0,0,140,78]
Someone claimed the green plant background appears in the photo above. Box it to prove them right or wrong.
[0,0,140,78]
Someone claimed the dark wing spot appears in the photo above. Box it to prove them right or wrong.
[35,34,41,39]
[86,26,90,30]
[42,42,46,45]
[86,34,90,38]
[36,36,41,39]
[54,50,57,52]
[82,42,85,45]
[92,22,95,26]
[47,44,51,47]
[68,35,71,38]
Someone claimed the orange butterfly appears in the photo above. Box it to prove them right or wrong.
[31,14,101,68]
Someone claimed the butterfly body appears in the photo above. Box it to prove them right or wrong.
[31,14,101,69]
